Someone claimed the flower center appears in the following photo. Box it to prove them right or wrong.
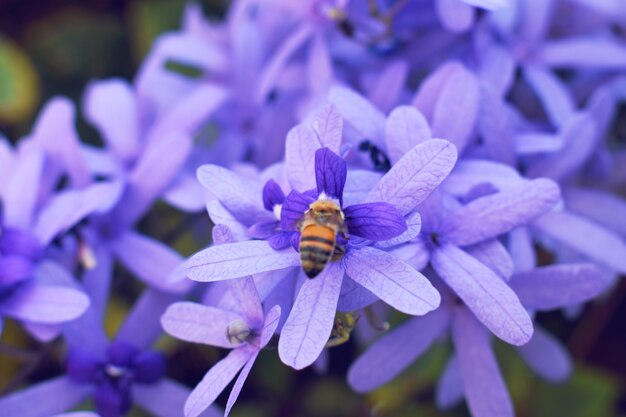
[105,364,127,379]
[226,319,252,345]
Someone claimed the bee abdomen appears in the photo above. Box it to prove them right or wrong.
[300,226,336,279]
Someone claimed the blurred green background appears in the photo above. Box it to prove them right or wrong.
[1,1,626,416]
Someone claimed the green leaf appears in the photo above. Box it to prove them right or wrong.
[0,35,39,124]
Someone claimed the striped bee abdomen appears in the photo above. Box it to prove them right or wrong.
[299,224,336,278]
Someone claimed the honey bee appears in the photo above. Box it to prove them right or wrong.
[326,312,360,348]
[298,197,348,278]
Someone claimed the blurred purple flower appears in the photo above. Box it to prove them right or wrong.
[348,263,610,417]
[27,85,196,300]
[0,289,214,417]
[0,132,125,340]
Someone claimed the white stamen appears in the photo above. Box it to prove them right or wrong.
[105,364,126,378]
[273,204,282,220]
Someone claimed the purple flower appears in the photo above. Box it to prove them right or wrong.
[162,276,281,417]
[31,82,197,296]
[348,263,610,417]
[409,177,560,345]
[0,135,126,340]
[67,340,165,417]
[0,288,213,417]
[187,136,456,369]
[434,0,510,33]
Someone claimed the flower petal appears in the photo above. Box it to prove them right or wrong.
[343,170,381,208]
[563,186,626,237]
[432,244,533,345]
[315,148,347,203]
[30,97,90,187]
[523,65,575,127]
[344,202,407,241]
[116,289,179,349]
[367,60,409,114]
[532,210,626,273]
[226,277,264,329]
[262,180,285,211]
[255,24,313,104]
[508,227,537,272]
[508,263,610,310]
[0,377,91,417]
[185,348,253,417]
[163,173,209,212]
[285,124,321,191]
[83,78,140,161]
[2,145,43,229]
[537,37,626,69]
[461,0,509,10]
[110,231,190,293]
[385,105,432,165]
[436,355,464,409]
[260,304,282,346]
[441,178,560,246]
[478,87,516,165]
[452,309,514,417]
[526,112,598,182]
[148,82,228,140]
[374,211,422,249]
[442,159,523,196]
[366,139,457,215]
[328,87,386,146]
[412,61,458,119]
[206,200,250,241]
[312,104,343,153]
[344,246,440,315]
[337,276,378,312]
[225,351,259,417]
[114,130,192,227]
[436,0,475,33]
[187,241,300,282]
[161,302,244,348]
[280,190,315,231]
[516,326,572,382]
[348,308,450,392]
[197,165,266,226]
[307,34,333,94]
[82,241,113,320]
[0,256,34,286]
[430,62,480,152]
[278,262,343,369]
[0,284,89,324]
[134,379,222,417]
[464,239,513,281]
[62,306,109,357]
[34,181,123,245]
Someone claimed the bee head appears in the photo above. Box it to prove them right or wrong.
[309,199,343,221]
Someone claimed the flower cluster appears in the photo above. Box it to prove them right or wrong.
[1,0,625,416]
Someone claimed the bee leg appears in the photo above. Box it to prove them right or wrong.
[331,245,346,261]
[325,330,350,348]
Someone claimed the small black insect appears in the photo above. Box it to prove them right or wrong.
[358,140,391,173]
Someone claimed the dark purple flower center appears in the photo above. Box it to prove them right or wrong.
[0,227,43,260]
[0,227,40,301]
[67,341,165,417]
